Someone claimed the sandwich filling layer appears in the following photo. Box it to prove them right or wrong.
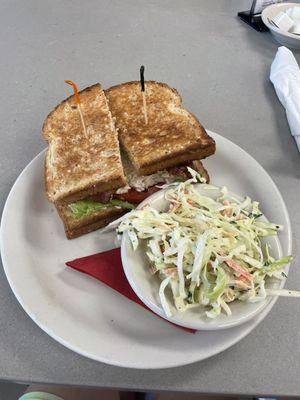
[68,161,209,220]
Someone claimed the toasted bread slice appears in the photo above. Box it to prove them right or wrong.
[43,83,126,204]
[56,203,125,239]
[105,81,215,175]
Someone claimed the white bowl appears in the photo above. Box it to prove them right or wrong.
[121,184,286,331]
[262,2,300,49]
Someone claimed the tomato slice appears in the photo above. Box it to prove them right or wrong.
[114,186,161,203]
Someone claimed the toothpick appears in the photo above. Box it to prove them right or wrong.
[140,66,148,125]
[65,80,88,137]
[77,103,88,138]
[142,92,148,125]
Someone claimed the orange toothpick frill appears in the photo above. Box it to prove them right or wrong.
[65,80,88,137]
[65,80,81,104]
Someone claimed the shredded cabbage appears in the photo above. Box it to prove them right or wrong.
[118,173,295,318]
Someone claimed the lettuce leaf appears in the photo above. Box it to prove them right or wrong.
[109,199,136,210]
[69,199,135,219]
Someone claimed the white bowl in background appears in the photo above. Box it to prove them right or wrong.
[262,2,300,49]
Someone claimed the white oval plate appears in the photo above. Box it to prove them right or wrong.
[122,185,285,331]
[0,131,292,369]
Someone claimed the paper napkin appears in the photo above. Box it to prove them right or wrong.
[270,46,300,151]
[66,248,196,333]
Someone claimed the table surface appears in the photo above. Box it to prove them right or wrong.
[1,0,300,396]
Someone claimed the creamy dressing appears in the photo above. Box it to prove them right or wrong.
[116,152,175,193]
[116,169,173,193]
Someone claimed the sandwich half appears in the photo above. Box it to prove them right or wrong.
[105,81,216,175]
[43,83,126,204]
[43,83,127,238]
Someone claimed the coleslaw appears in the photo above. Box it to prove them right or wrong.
[118,169,298,318]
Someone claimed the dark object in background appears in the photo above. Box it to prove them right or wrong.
[238,0,290,31]
[238,9,269,31]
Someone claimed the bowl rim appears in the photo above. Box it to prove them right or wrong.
[262,2,300,40]
[121,183,288,331]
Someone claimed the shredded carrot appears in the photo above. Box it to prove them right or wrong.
[222,200,232,217]
[164,267,178,275]
[65,80,81,104]
[225,259,252,281]
[238,275,251,283]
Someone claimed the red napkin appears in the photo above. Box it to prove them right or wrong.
[66,247,196,333]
